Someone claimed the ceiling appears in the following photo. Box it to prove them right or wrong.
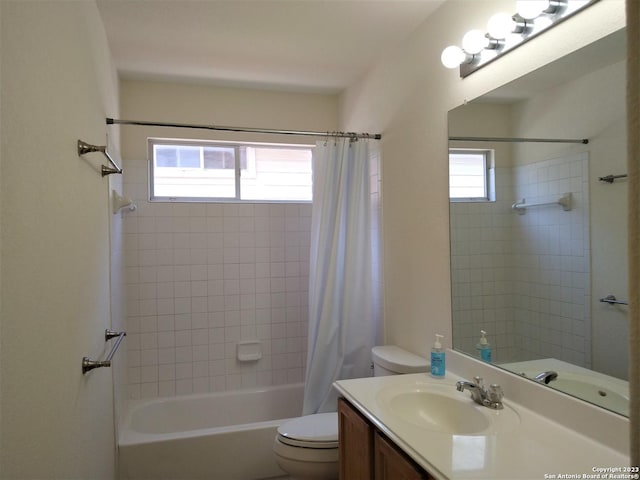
[96,0,444,94]
[480,28,627,104]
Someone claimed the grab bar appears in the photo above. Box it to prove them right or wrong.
[599,295,628,306]
[82,329,127,374]
[512,192,572,215]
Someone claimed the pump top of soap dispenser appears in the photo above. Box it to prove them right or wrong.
[477,330,492,362]
[430,334,446,378]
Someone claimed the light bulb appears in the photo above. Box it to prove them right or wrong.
[462,30,488,54]
[516,0,548,19]
[441,45,465,68]
[487,12,514,39]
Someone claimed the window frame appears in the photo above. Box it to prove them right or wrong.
[148,138,314,203]
[448,148,495,203]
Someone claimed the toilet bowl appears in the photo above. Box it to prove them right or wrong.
[273,345,427,479]
[273,412,339,480]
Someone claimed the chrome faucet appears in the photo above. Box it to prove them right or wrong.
[533,371,558,385]
[456,376,504,409]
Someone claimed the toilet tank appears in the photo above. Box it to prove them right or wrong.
[371,345,428,376]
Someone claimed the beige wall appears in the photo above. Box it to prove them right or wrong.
[339,0,626,358]
[448,102,514,167]
[119,80,339,156]
[0,1,120,478]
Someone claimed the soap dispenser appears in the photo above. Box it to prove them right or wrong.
[476,330,492,362]
[430,334,446,378]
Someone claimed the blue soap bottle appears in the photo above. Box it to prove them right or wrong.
[476,330,492,362]
[430,334,445,378]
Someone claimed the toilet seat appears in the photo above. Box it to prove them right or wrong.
[277,412,339,449]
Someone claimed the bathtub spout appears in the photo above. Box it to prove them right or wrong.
[534,371,558,384]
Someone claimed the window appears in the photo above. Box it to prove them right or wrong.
[149,139,313,202]
[449,149,494,202]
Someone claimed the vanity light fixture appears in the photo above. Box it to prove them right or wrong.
[441,0,598,77]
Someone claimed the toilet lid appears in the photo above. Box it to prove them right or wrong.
[277,412,338,448]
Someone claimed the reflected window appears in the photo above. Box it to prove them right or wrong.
[449,149,494,202]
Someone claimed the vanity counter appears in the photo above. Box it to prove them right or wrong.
[334,371,630,480]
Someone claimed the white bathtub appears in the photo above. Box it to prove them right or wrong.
[500,359,629,416]
[119,383,304,480]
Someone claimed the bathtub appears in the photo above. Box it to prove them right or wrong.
[119,383,304,480]
[500,358,629,416]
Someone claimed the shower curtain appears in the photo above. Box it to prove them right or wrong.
[302,138,382,415]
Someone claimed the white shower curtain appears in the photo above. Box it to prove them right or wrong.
[302,138,382,415]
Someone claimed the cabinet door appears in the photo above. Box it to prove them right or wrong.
[338,397,374,480]
[374,431,430,480]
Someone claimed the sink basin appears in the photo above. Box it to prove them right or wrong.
[376,382,520,435]
[385,390,489,434]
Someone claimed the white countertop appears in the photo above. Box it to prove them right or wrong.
[334,363,630,480]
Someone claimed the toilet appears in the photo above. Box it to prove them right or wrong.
[273,345,428,480]
[370,345,429,376]
[273,412,340,480]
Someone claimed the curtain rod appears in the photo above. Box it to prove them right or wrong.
[106,118,381,140]
[449,136,589,144]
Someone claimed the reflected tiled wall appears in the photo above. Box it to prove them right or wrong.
[450,166,516,362]
[512,153,591,367]
[123,159,311,399]
[451,153,591,367]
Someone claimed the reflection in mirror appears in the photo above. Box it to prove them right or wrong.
[448,29,629,416]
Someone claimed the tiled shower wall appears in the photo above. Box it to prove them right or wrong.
[450,166,516,361]
[512,152,591,367]
[451,153,590,366]
[122,145,382,399]
[123,159,312,399]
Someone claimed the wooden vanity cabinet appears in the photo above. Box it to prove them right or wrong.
[338,397,374,479]
[374,430,430,479]
[338,397,432,480]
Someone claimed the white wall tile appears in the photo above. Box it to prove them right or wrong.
[124,159,312,399]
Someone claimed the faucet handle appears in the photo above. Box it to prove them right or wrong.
[485,384,504,409]
[487,384,503,401]
[473,376,484,387]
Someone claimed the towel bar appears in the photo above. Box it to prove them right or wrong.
[82,329,126,374]
[598,173,627,183]
[511,192,572,215]
[77,140,123,177]
[599,294,628,306]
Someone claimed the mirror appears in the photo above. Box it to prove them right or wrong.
[449,29,629,416]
